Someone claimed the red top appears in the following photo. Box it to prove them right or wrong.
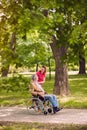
[36,70,46,83]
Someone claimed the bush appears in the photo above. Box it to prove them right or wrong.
[0,75,30,92]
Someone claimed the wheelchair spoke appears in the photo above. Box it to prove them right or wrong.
[26,98,53,115]
[26,98,43,114]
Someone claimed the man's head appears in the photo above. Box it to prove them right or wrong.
[31,74,38,81]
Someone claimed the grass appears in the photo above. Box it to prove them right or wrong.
[0,74,87,108]
[0,122,87,130]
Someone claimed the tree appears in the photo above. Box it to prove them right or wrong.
[20,0,87,95]
[0,0,23,76]
[69,22,87,74]
[39,1,72,95]
[69,0,87,74]
[39,0,87,95]
[50,36,69,95]
[0,0,86,95]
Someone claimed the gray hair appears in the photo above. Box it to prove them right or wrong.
[31,74,36,80]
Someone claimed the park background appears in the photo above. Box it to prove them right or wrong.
[0,0,87,130]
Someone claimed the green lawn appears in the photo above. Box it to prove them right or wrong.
[43,74,87,108]
[63,74,87,108]
[0,122,87,130]
[0,74,87,108]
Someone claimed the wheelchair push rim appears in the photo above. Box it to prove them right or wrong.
[26,98,44,115]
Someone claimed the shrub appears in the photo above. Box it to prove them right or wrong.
[0,75,30,92]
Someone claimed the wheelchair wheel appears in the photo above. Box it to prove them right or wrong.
[43,100,53,114]
[26,97,44,114]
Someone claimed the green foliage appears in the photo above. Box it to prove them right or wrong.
[0,75,30,92]
[69,23,87,45]
[15,38,52,68]
[0,0,87,93]
[0,0,24,76]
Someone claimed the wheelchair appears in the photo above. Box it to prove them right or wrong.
[26,95,53,115]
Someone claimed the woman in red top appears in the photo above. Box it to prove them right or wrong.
[36,66,46,86]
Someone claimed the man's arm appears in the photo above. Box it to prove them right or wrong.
[30,81,44,97]
[31,82,43,92]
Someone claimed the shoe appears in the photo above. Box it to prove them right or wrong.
[56,107,63,112]
[53,107,63,113]
[53,107,57,114]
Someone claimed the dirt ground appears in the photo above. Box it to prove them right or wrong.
[0,107,87,125]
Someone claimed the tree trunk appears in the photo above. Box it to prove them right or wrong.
[48,57,52,80]
[1,32,16,77]
[79,54,86,74]
[1,66,9,77]
[36,63,39,72]
[10,32,16,52]
[50,36,70,96]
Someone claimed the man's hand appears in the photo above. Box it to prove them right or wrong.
[45,91,48,94]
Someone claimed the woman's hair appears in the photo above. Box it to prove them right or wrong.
[42,65,46,73]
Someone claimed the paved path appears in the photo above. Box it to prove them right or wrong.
[0,107,87,125]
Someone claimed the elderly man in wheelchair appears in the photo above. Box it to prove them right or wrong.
[26,74,62,115]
